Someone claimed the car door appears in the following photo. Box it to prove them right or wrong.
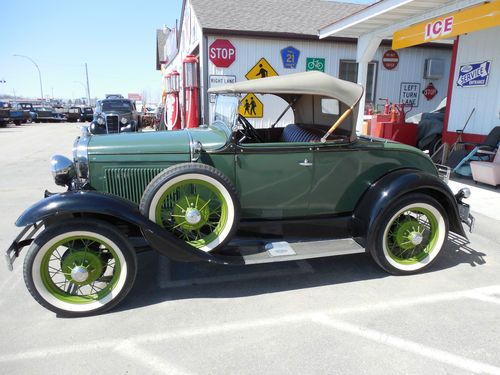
[309,141,399,215]
[234,142,314,219]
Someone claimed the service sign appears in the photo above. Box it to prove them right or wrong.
[399,82,421,107]
[281,46,300,69]
[456,61,491,88]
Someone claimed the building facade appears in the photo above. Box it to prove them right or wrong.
[162,0,453,129]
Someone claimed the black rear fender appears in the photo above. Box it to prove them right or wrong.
[353,168,466,244]
[15,191,218,263]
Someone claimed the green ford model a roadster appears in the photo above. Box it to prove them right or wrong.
[5,71,473,317]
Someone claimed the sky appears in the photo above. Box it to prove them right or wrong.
[0,0,373,103]
[0,0,183,103]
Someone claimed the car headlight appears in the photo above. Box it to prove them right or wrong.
[97,117,105,125]
[72,131,90,179]
[50,155,75,186]
[120,117,128,125]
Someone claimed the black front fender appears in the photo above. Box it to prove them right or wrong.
[353,168,466,241]
[15,191,226,263]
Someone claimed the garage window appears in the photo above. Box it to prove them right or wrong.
[339,60,377,103]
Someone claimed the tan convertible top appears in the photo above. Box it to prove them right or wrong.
[208,71,363,108]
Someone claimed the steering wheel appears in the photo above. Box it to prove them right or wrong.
[237,114,263,143]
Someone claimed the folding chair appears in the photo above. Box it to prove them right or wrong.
[452,126,500,176]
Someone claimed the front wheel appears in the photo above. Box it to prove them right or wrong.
[140,163,240,252]
[368,194,448,275]
[23,219,137,317]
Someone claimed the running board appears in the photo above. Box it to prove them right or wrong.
[231,238,365,265]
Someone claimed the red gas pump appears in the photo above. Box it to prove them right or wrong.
[168,71,182,130]
[183,54,199,129]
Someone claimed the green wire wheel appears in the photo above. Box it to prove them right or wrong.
[140,163,240,253]
[369,194,448,275]
[23,219,137,317]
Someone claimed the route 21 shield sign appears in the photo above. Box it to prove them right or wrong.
[281,46,300,69]
[456,61,491,87]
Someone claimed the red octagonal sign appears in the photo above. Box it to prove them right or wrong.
[209,39,236,68]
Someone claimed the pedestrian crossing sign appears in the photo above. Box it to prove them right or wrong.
[245,58,278,80]
[239,93,263,118]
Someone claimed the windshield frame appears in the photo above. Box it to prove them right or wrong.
[212,94,240,133]
[101,99,133,113]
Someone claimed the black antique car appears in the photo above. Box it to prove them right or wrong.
[67,107,83,122]
[90,98,138,134]
[5,72,473,317]
[33,106,67,123]
[81,106,94,122]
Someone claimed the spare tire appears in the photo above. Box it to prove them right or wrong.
[140,163,240,252]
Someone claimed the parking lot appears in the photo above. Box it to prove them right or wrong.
[0,123,499,374]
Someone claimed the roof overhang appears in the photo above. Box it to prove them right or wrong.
[319,0,488,47]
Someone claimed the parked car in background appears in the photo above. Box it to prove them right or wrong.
[81,106,94,122]
[14,102,37,123]
[0,102,11,127]
[33,106,67,123]
[5,72,474,317]
[67,107,83,122]
[8,104,24,126]
[90,97,138,134]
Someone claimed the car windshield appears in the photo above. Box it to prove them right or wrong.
[102,100,132,113]
[212,95,239,131]
[83,108,93,113]
[19,103,34,110]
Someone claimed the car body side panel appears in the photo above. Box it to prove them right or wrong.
[310,141,439,214]
[234,146,313,218]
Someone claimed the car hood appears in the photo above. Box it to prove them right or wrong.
[87,126,229,156]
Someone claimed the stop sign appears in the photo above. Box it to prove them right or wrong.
[382,49,399,70]
[209,39,236,68]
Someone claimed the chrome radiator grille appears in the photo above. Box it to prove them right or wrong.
[106,115,119,133]
[105,168,164,204]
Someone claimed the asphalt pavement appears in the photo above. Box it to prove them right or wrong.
[0,122,499,375]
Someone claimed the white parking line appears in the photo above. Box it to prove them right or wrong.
[117,341,192,375]
[312,314,500,375]
[0,285,498,365]
[466,292,500,305]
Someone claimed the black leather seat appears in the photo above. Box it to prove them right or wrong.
[279,124,320,143]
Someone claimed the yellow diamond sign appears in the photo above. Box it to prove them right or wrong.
[239,93,263,118]
[245,58,278,80]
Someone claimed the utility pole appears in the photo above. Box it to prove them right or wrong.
[85,63,91,106]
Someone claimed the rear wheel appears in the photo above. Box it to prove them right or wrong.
[368,194,448,275]
[140,163,239,252]
[23,219,137,317]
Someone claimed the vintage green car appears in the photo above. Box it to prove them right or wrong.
[5,72,473,317]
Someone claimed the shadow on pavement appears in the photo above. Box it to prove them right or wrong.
[115,232,486,314]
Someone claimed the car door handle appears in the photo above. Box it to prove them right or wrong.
[298,158,313,167]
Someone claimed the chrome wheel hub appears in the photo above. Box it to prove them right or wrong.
[70,266,89,283]
[409,232,423,246]
[185,208,202,225]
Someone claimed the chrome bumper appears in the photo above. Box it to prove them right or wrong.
[4,224,41,271]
